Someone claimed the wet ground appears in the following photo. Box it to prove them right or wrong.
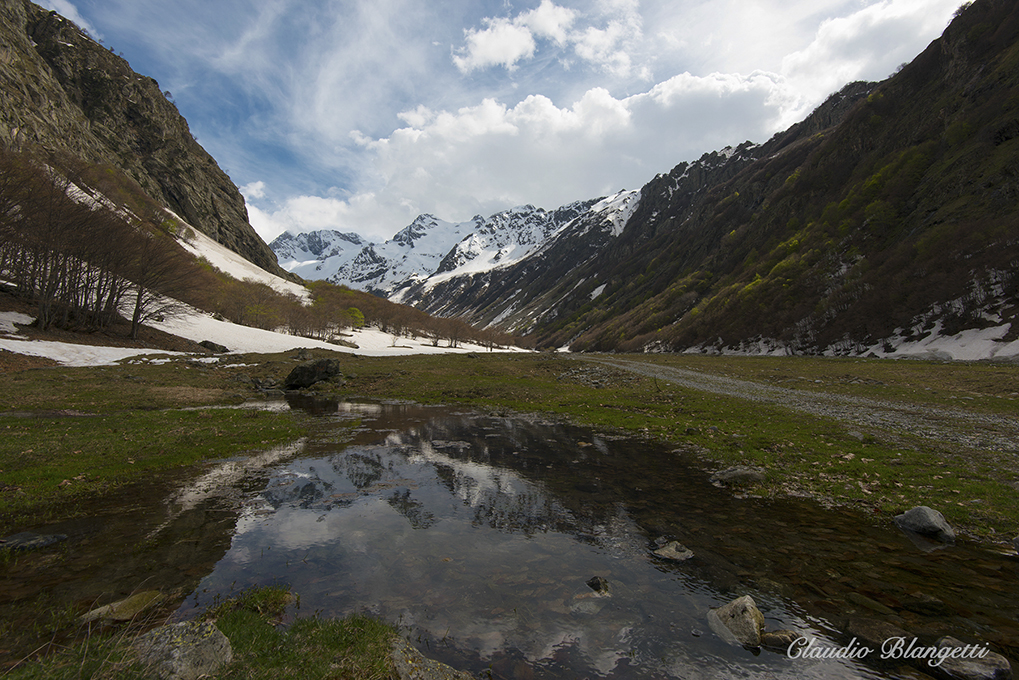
[2,398,1017,678]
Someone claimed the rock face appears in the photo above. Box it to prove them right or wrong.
[0,1,289,279]
[708,595,766,648]
[894,506,956,544]
[134,621,233,680]
[283,358,344,389]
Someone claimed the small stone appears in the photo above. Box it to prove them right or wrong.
[586,575,609,594]
[0,531,68,551]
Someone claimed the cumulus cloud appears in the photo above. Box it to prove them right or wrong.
[453,0,642,76]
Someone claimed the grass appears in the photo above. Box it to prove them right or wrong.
[324,351,1019,543]
[3,586,398,680]
[0,407,306,533]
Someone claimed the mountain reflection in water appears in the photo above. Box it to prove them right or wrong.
[179,400,1017,680]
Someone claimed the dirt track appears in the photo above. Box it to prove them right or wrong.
[583,356,1019,453]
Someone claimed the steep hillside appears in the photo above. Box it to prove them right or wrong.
[525,0,1019,355]
[0,0,289,279]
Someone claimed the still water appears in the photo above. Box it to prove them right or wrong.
[170,398,1017,679]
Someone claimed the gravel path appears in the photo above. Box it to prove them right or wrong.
[582,356,1019,453]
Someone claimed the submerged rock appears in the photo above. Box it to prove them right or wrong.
[653,541,695,561]
[0,531,68,551]
[80,590,165,624]
[894,506,956,544]
[761,629,803,653]
[134,621,232,680]
[935,636,1012,680]
[708,595,765,648]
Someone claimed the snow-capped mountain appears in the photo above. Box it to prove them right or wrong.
[268,191,641,301]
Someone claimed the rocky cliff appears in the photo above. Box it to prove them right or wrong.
[0,0,289,278]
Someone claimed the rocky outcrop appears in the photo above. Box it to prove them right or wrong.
[0,1,290,279]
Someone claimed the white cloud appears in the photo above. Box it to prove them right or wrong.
[240,180,266,200]
[453,17,537,73]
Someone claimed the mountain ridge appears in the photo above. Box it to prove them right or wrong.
[0,0,291,279]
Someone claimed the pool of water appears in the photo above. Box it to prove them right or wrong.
[166,398,1018,679]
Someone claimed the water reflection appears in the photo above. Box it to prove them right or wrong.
[177,401,1018,679]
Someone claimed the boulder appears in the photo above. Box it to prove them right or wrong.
[283,358,344,389]
[391,638,473,680]
[894,506,956,544]
[653,541,695,561]
[934,636,1013,680]
[708,595,766,648]
[710,466,765,487]
[134,621,233,680]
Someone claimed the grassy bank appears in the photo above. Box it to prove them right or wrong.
[4,585,397,680]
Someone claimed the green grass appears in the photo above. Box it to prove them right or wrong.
[328,352,1019,542]
[0,407,305,533]
[3,586,398,680]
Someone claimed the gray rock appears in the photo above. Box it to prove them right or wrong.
[0,531,67,551]
[283,358,344,389]
[198,340,229,353]
[134,621,233,680]
[391,638,474,680]
[586,575,610,594]
[710,466,766,487]
[653,541,695,561]
[1013,535,1019,554]
[708,595,765,648]
[894,506,956,544]
[935,636,1013,680]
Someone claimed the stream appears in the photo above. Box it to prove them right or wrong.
[3,397,1018,678]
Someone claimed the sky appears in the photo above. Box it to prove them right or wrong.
[42,0,961,244]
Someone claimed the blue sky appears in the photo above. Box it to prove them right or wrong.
[43,0,961,243]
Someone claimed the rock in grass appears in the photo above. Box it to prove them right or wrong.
[894,506,956,544]
[708,595,765,648]
[283,358,344,389]
[134,621,232,680]
[709,466,765,487]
